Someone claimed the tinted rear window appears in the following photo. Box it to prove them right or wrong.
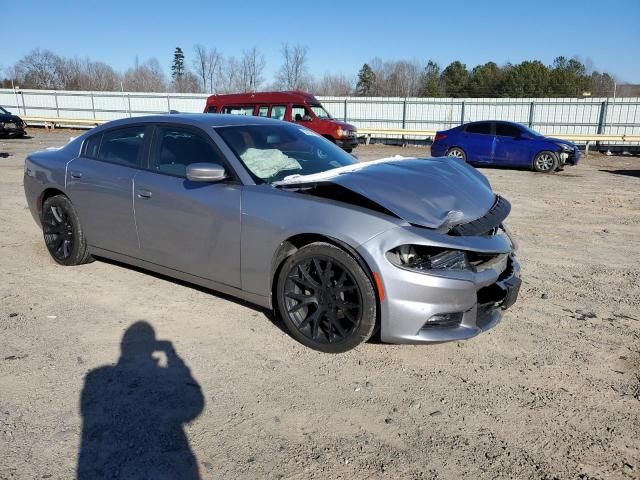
[97,127,145,168]
[466,123,492,134]
[84,133,102,158]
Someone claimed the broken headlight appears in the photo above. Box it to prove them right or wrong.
[386,245,469,272]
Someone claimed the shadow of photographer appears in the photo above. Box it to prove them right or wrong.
[77,321,204,479]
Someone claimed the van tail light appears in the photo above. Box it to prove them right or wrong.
[434,132,447,142]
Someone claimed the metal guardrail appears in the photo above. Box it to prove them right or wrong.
[23,116,108,127]
[20,115,640,155]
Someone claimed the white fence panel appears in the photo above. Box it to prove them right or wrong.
[1,89,638,145]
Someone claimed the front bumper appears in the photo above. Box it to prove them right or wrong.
[357,226,520,344]
[0,121,27,137]
[559,148,580,166]
[336,137,359,150]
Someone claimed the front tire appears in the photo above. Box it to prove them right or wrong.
[447,147,466,161]
[276,242,377,353]
[42,195,93,266]
[533,151,558,173]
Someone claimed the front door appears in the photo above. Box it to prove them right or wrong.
[494,122,526,166]
[66,125,150,257]
[133,125,242,287]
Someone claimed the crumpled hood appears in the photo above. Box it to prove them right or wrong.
[275,156,497,229]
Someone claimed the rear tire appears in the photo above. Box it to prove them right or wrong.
[42,195,93,266]
[276,242,377,353]
[533,151,558,173]
[447,147,466,161]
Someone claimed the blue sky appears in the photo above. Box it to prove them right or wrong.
[3,0,640,83]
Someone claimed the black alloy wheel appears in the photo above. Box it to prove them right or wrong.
[42,195,92,266]
[43,204,74,261]
[277,243,377,353]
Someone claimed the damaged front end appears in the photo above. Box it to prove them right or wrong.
[0,116,27,138]
[275,156,521,344]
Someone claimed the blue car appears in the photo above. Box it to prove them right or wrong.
[431,121,580,173]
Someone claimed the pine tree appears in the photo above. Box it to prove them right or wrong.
[356,64,376,96]
[420,60,443,97]
[171,47,185,80]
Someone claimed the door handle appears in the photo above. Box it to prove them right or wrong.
[136,189,153,199]
[70,171,83,179]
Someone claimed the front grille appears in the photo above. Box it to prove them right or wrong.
[449,196,511,237]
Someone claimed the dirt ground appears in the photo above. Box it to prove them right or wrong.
[1,129,639,479]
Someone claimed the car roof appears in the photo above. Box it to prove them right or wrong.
[90,113,285,133]
[461,120,521,127]
[206,91,318,105]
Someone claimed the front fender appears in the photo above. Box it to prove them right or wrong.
[240,185,403,298]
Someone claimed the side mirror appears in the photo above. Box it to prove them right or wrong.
[186,162,227,182]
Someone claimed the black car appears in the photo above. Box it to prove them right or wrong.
[0,106,27,137]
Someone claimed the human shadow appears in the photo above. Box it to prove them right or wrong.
[77,321,204,479]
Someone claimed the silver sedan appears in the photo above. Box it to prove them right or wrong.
[24,114,521,353]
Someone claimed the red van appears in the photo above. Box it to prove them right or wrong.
[204,91,358,152]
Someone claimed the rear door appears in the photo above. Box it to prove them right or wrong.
[133,124,242,287]
[494,122,527,166]
[460,122,495,163]
[66,125,150,257]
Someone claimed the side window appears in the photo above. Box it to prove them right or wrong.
[466,123,492,135]
[97,127,145,167]
[206,105,217,113]
[257,106,269,117]
[495,123,522,138]
[152,127,226,178]
[84,133,102,159]
[291,105,310,122]
[221,105,254,115]
[270,105,286,120]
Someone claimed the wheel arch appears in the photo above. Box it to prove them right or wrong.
[39,187,67,219]
[269,233,377,311]
[447,145,466,156]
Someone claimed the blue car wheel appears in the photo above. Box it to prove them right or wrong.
[532,151,558,173]
[447,147,466,161]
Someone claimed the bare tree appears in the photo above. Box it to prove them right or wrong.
[82,60,121,91]
[218,56,242,93]
[171,71,201,93]
[193,44,209,92]
[239,47,266,92]
[14,49,64,89]
[192,44,222,92]
[313,73,354,96]
[368,58,423,97]
[123,58,167,92]
[275,43,311,90]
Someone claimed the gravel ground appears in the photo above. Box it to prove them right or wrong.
[1,130,639,479]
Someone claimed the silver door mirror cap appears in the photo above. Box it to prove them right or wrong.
[186,163,227,182]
